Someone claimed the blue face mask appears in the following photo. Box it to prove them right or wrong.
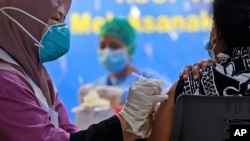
[39,23,70,62]
[98,48,128,73]
[204,41,215,59]
[0,7,70,63]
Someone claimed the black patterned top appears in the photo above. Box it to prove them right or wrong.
[175,47,250,100]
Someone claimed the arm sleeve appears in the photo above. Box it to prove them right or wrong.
[174,71,201,103]
[70,115,123,141]
[55,98,79,133]
[0,71,124,141]
[174,78,185,103]
[0,71,70,141]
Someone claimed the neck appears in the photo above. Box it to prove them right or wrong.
[110,65,136,78]
[214,39,228,57]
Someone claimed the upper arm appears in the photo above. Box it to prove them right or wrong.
[148,77,187,141]
[148,82,178,141]
[0,71,69,141]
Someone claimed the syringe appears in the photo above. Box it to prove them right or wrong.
[131,72,146,81]
[131,72,168,95]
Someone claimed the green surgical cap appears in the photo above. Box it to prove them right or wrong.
[99,17,136,55]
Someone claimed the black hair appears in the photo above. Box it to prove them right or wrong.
[212,0,250,48]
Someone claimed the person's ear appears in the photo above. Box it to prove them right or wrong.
[210,23,220,45]
[124,47,131,61]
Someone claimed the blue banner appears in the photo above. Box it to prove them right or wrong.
[45,0,212,121]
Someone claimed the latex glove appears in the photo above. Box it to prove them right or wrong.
[78,84,95,103]
[95,85,123,106]
[119,79,168,138]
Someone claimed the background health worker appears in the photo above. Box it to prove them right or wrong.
[79,17,169,106]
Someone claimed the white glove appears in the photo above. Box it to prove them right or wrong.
[119,79,168,138]
[95,85,123,106]
[78,84,95,103]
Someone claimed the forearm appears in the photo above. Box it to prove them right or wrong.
[118,114,145,141]
[70,115,124,141]
[117,114,130,131]
[70,113,143,141]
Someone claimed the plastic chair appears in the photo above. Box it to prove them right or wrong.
[171,95,250,141]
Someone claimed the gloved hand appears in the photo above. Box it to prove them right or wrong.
[78,84,95,103]
[95,85,123,106]
[119,79,168,138]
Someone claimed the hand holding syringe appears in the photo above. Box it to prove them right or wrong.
[131,72,168,95]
